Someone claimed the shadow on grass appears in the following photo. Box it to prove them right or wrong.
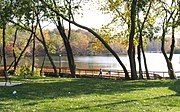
[0,77,176,101]
[65,99,138,111]
[169,79,180,95]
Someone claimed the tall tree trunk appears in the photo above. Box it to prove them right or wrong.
[56,20,76,77]
[2,25,8,82]
[51,0,76,77]
[32,34,35,74]
[161,5,176,79]
[169,19,175,61]
[137,45,143,79]
[161,29,176,79]
[137,1,152,79]
[128,0,138,80]
[168,19,176,79]
[2,25,7,71]
[140,1,151,79]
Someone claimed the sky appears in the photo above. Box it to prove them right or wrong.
[72,10,111,29]
[42,10,110,30]
[42,0,111,30]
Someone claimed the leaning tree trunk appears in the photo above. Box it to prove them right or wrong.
[128,0,138,80]
[13,28,18,64]
[12,22,38,71]
[58,17,130,79]
[33,10,57,75]
[40,0,130,79]
[13,33,33,71]
[64,18,130,79]
[64,21,130,79]
[142,47,150,79]
[38,22,58,76]
[8,28,18,71]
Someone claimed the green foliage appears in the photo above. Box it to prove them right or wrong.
[137,0,150,11]
[92,26,113,53]
[47,43,57,54]
[0,0,14,27]
[16,65,32,78]
[16,65,41,78]
[32,67,41,77]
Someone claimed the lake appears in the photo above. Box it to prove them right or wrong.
[3,53,180,72]
[74,53,180,72]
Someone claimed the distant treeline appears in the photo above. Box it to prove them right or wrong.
[1,27,180,56]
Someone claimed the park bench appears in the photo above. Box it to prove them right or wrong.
[0,70,11,86]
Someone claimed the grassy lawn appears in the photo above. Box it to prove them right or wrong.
[0,77,180,112]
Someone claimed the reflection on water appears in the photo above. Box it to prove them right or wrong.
[2,53,180,72]
[74,56,128,70]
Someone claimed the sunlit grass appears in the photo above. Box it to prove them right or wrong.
[0,77,180,112]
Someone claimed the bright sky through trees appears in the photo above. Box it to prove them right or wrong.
[42,0,177,32]
[43,10,111,30]
[42,0,111,30]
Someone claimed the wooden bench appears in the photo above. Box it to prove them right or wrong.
[0,70,11,86]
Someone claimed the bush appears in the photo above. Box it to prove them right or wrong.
[16,65,32,78]
[16,65,41,78]
[32,67,41,76]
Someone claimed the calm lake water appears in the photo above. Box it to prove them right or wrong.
[74,53,180,72]
[3,53,180,72]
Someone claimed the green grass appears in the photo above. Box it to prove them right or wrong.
[0,76,180,112]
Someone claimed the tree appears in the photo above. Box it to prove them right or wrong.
[32,31,36,73]
[6,0,59,75]
[0,0,14,81]
[52,0,76,77]
[98,0,139,79]
[70,30,90,55]
[40,0,130,79]
[7,27,18,71]
[137,0,152,79]
[158,1,178,79]
[35,11,58,76]
[128,0,138,80]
